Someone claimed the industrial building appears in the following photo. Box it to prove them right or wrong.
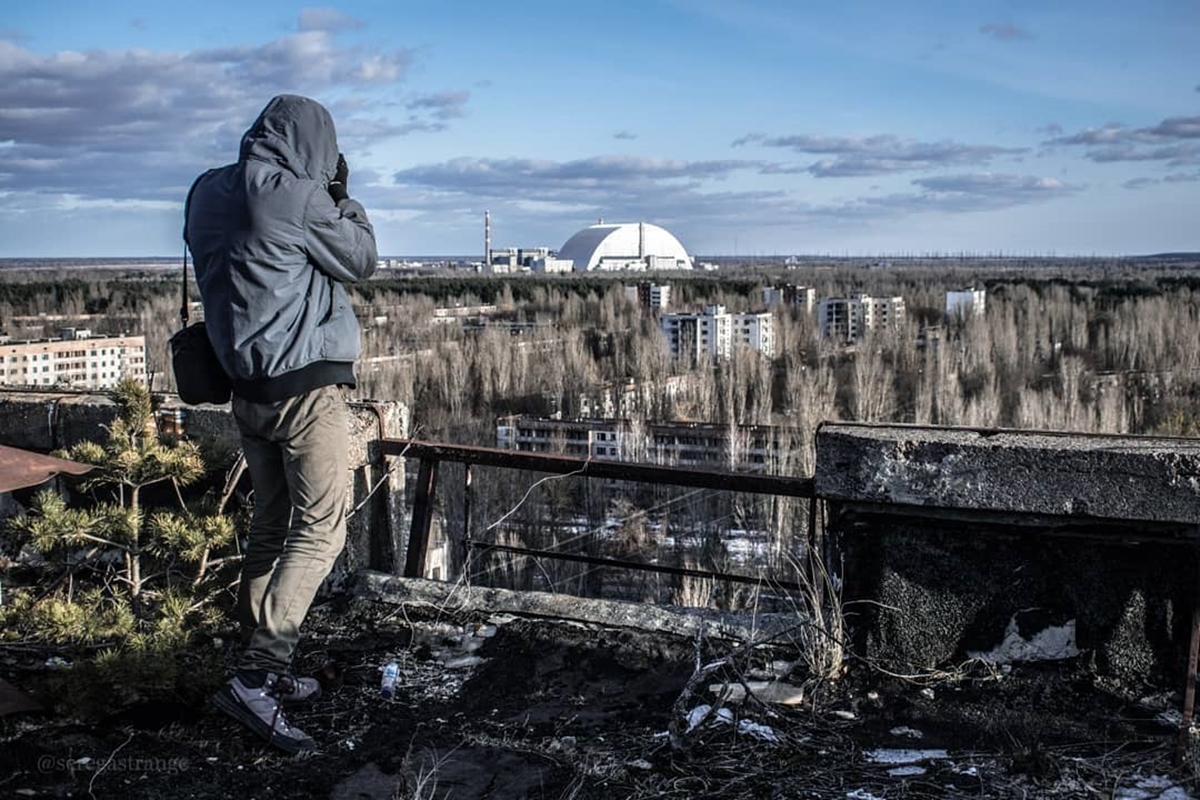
[557,222,693,272]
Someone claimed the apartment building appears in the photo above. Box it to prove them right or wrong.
[624,282,671,311]
[945,288,987,319]
[659,304,775,363]
[496,415,794,472]
[0,329,147,390]
[659,304,731,363]
[733,311,775,358]
[817,294,906,341]
[762,284,816,313]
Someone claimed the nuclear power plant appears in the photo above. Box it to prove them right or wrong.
[482,215,693,274]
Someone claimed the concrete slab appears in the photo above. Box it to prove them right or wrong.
[815,422,1200,524]
[352,571,801,645]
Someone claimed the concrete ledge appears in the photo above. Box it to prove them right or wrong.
[0,389,410,582]
[352,570,801,644]
[815,422,1200,524]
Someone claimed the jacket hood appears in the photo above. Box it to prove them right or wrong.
[239,94,339,181]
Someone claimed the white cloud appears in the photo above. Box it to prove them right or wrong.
[734,132,1025,177]
[1047,115,1200,166]
[0,18,456,204]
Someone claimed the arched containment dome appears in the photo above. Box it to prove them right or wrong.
[557,222,693,272]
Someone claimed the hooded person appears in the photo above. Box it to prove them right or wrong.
[185,94,378,754]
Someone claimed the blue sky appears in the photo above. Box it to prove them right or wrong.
[1,1,1196,257]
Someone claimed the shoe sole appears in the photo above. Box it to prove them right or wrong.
[212,688,317,754]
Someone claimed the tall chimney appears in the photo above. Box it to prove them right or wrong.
[484,210,491,272]
[639,221,645,259]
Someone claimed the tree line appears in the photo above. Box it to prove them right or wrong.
[6,263,1200,603]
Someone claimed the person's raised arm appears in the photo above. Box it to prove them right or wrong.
[304,153,378,283]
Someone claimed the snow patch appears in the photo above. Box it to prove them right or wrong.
[968,615,1079,663]
[887,765,927,777]
[863,748,949,764]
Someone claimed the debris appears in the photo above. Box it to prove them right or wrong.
[686,703,729,732]
[547,736,577,752]
[1113,774,1192,800]
[889,726,924,739]
[1154,709,1182,729]
[443,654,484,670]
[846,790,886,800]
[707,680,805,706]
[737,719,779,742]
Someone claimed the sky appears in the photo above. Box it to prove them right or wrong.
[0,1,1197,258]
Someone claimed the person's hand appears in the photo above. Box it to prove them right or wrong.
[329,153,350,202]
[334,153,349,185]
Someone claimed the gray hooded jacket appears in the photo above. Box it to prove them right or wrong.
[185,94,378,402]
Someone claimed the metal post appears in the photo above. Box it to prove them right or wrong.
[1177,542,1200,765]
[461,464,472,575]
[405,458,440,578]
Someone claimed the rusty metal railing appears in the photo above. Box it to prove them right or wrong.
[377,438,815,586]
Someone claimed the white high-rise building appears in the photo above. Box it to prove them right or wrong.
[659,304,774,363]
[818,294,906,340]
[660,304,731,363]
[734,311,775,358]
[762,284,816,313]
[625,283,671,311]
[946,288,986,319]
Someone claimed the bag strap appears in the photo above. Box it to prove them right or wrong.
[180,172,208,331]
[180,243,189,329]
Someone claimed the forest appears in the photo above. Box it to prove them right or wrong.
[5,260,1197,442]
[3,259,1200,604]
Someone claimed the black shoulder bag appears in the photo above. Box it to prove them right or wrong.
[169,242,232,406]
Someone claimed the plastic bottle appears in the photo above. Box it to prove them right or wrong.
[381,661,400,698]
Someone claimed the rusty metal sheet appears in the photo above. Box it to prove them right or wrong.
[0,444,94,493]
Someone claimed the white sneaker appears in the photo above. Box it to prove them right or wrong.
[212,673,317,754]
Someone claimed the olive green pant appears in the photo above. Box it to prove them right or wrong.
[232,385,348,673]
